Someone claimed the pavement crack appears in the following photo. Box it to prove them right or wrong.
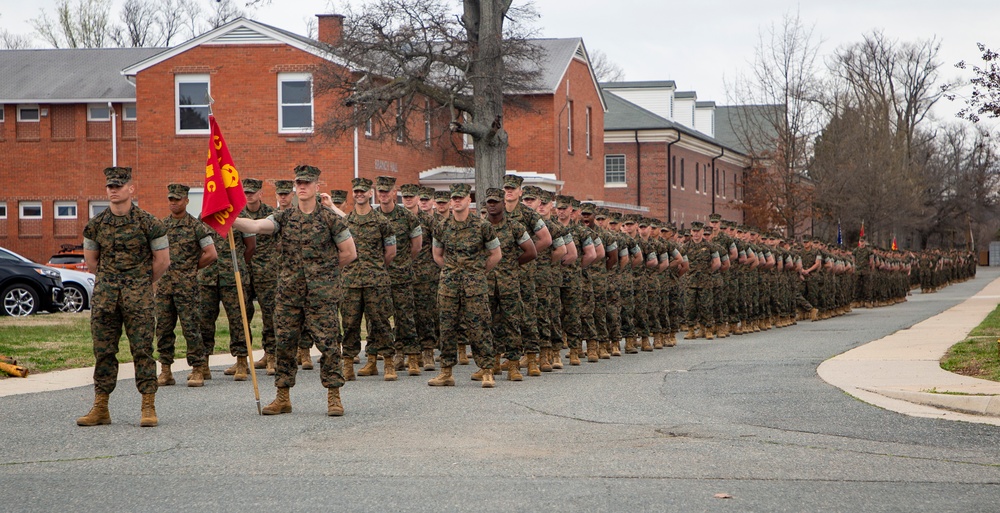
[510,401,643,426]
[1,446,178,467]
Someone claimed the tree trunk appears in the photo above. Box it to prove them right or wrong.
[465,0,510,199]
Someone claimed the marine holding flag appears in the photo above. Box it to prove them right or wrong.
[233,165,358,417]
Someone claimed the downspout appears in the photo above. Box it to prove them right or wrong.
[710,147,724,214]
[635,130,641,207]
[666,132,679,223]
[109,102,117,167]
[353,126,359,179]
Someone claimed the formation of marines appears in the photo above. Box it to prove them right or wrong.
[76,166,978,426]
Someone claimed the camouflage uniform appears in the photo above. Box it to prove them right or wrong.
[413,187,442,355]
[375,177,421,356]
[581,204,609,348]
[540,204,568,349]
[434,184,500,369]
[84,191,168,396]
[485,196,530,361]
[242,179,279,357]
[504,177,546,358]
[156,205,214,367]
[683,224,721,332]
[198,228,254,359]
[556,196,590,352]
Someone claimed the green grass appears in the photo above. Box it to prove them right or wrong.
[941,304,1000,382]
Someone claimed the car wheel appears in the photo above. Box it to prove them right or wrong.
[2,284,39,316]
[60,284,87,313]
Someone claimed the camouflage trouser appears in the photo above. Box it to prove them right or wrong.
[413,279,439,351]
[439,293,495,369]
[155,287,205,367]
[591,277,609,343]
[273,294,344,389]
[91,281,157,395]
[605,277,623,342]
[535,278,555,349]
[665,281,684,332]
[489,287,524,360]
[559,281,583,350]
[580,274,597,341]
[518,268,541,355]
[619,278,636,338]
[390,281,420,355]
[632,285,650,337]
[645,283,663,334]
[548,285,564,347]
[250,278,277,355]
[686,285,714,329]
[200,283,250,358]
[342,285,394,359]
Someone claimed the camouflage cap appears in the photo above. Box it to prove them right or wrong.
[637,217,649,227]
[352,177,373,192]
[708,213,723,222]
[595,208,609,219]
[434,190,451,203]
[241,178,263,193]
[537,190,553,203]
[376,175,396,192]
[502,174,524,189]
[580,202,597,214]
[294,164,321,182]
[104,166,132,187]
[450,183,471,198]
[571,198,582,210]
[554,195,573,208]
[167,183,190,199]
[399,183,421,197]
[521,185,541,200]
[275,180,294,194]
[690,221,706,230]
[419,186,435,200]
[483,187,504,202]
[622,214,638,225]
[330,189,348,204]
[609,212,622,224]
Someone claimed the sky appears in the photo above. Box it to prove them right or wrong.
[2,0,998,123]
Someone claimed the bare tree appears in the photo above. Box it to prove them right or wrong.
[313,0,542,194]
[180,0,206,39]
[156,0,187,46]
[208,0,246,30]
[1,29,34,49]
[954,44,1000,123]
[111,0,160,47]
[590,49,625,83]
[725,11,822,238]
[31,0,114,48]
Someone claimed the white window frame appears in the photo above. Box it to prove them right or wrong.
[89,201,110,218]
[87,103,111,122]
[0,105,5,123]
[365,117,373,137]
[54,201,78,219]
[604,154,626,187]
[0,202,7,219]
[19,201,42,220]
[462,112,473,150]
[277,72,313,134]
[424,98,431,148]
[18,104,40,122]
[123,103,137,121]
[566,100,573,153]
[585,107,592,157]
[175,74,211,135]
[395,100,404,143]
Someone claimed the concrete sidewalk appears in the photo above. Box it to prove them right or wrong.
[818,275,1000,426]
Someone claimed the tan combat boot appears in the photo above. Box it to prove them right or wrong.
[507,360,523,381]
[423,349,436,371]
[262,387,292,415]
[665,333,677,347]
[407,354,421,376]
[428,366,456,386]
[599,342,611,359]
[810,308,819,321]
[457,345,470,365]
[265,354,276,376]
[586,342,599,362]
[624,338,638,354]
[394,354,406,371]
[343,359,356,381]
[539,349,553,372]
[526,353,542,376]
[233,356,249,381]
[568,348,582,366]
[481,368,496,388]
[157,364,175,386]
[254,353,268,369]
[186,367,204,387]
[705,326,715,340]
[201,356,212,380]
[300,348,314,370]
[641,337,653,352]
[551,349,564,369]
[471,367,487,381]
[685,326,697,339]
[383,355,398,381]
[327,388,344,417]
[223,359,239,376]
[652,335,664,350]
[357,354,379,376]
[733,322,743,335]
[139,393,158,427]
[77,392,111,426]
[611,340,622,356]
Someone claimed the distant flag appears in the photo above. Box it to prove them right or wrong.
[858,220,865,247]
[891,234,898,251]
[201,115,246,235]
[837,219,843,246]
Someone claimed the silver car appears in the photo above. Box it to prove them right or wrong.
[0,247,94,313]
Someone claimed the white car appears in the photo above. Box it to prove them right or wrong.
[0,247,94,313]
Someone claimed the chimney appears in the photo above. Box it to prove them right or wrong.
[316,14,345,46]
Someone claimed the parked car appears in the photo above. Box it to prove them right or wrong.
[1,247,93,313]
[0,247,63,316]
[46,244,88,272]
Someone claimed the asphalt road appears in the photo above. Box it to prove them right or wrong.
[2,269,999,512]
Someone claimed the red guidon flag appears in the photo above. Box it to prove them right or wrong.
[201,115,246,235]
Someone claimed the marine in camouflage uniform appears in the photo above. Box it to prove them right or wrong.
[655,222,684,346]
[579,203,609,361]
[241,178,281,374]
[408,185,442,370]
[483,188,536,380]
[341,177,397,380]
[428,183,502,387]
[555,195,593,365]
[78,166,169,428]
[198,219,255,380]
[594,208,621,356]
[532,189,569,370]
[602,212,627,355]
[233,165,356,416]
[155,184,217,388]
[622,215,650,350]
[683,222,721,337]
[374,176,423,375]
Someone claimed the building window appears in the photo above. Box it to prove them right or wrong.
[0,202,6,219]
[680,159,685,188]
[585,107,592,157]
[462,112,473,150]
[18,105,40,122]
[703,167,708,194]
[278,73,313,133]
[365,117,373,137]
[721,171,726,198]
[54,201,78,219]
[123,103,137,121]
[89,201,110,218]
[566,100,573,153]
[175,74,210,134]
[695,163,700,192]
[395,100,404,143]
[0,106,4,123]
[19,201,42,219]
[671,156,677,187]
[424,98,432,148]
[87,104,111,121]
[604,154,626,185]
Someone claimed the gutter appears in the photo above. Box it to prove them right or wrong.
[635,130,641,206]
[109,102,117,167]
[710,147,724,214]
[666,132,679,223]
